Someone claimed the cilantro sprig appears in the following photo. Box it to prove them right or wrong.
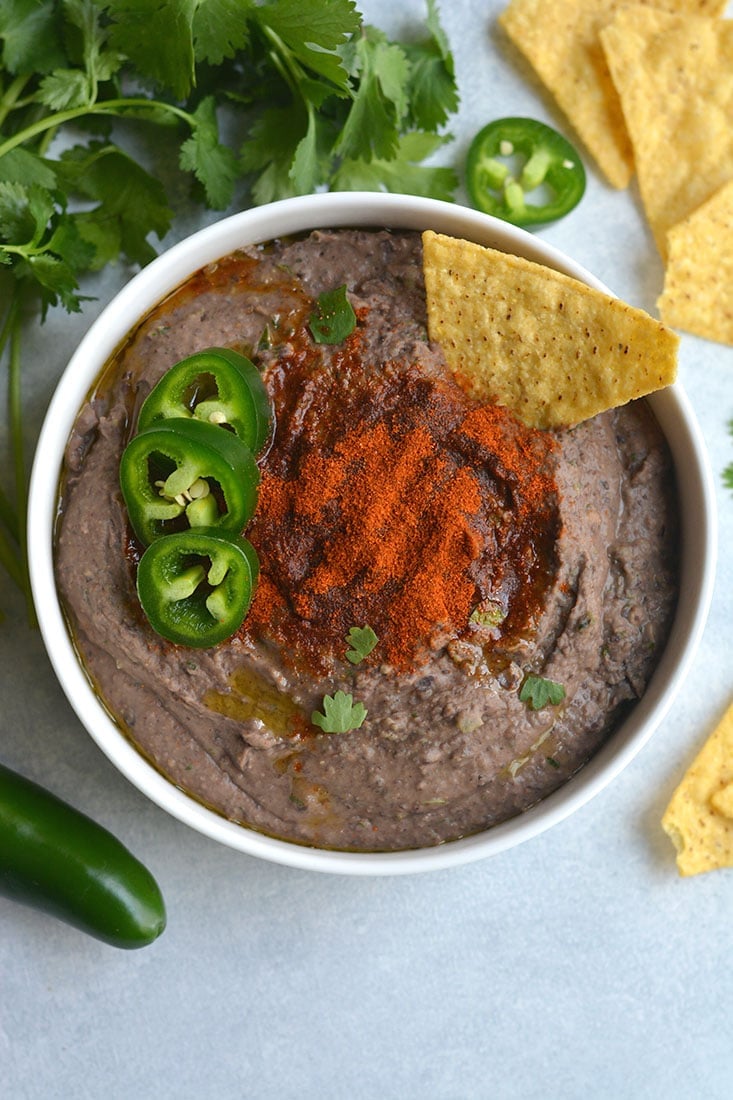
[519,674,566,711]
[309,285,357,345]
[0,0,459,619]
[345,624,379,665]
[311,690,367,734]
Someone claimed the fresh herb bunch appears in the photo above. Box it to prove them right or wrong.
[0,0,459,617]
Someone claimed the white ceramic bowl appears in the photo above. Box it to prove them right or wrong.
[28,192,716,875]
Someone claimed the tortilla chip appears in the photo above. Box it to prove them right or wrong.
[657,179,733,346]
[662,701,733,876]
[499,0,634,189]
[600,8,733,257]
[498,0,727,191]
[422,231,678,429]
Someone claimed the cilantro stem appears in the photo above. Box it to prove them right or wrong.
[260,26,303,98]
[6,288,34,622]
[0,480,18,540]
[0,97,196,160]
[0,73,31,128]
[0,301,20,541]
[0,519,24,591]
[0,300,24,591]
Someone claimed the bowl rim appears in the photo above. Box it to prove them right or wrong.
[27,191,717,875]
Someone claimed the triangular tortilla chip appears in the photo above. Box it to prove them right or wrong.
[657,179,733,346]
[499,0,635,189]
[662,701,733,876]
[601,8,733,257]
[422,231,678,429]
[498,0,728,191]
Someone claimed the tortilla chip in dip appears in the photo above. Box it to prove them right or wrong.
[662,701,733,876]
[497,0,727,191]
[422,231,678,429]
[600,7,733,257]
[657,179,733,346]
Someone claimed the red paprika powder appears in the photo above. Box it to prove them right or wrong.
[244,321,559,673]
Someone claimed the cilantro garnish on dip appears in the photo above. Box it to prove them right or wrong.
[312,691,368,734]
[309,286,357,345]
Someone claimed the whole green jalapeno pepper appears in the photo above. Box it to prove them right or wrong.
[0,762,166,949]
[466,117,586,227]
[137,347,273,455]
[136,527,259,647]
[119,417,260,546]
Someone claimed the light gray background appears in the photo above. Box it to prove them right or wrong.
[2,2,732,1097]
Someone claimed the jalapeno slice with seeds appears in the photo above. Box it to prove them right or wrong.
[137,347,273,454]
[466,117,586,227]
[119,418,259,546]
[136,528,259,647]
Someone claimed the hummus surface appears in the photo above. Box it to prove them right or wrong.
[56,229,679,851]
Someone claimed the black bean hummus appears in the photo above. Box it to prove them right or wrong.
[55,230,679,851]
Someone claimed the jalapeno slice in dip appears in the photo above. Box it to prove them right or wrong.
[136,528,259,647]
[466,117,586,227]
[137,347,273,454]
[119,418,259,545]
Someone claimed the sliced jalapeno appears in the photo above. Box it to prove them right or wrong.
[466,117,586,227]
[138,347,273,454]
[136,528,259,647]
[120,418,259,546]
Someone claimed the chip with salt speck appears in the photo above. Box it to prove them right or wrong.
[657,178,733,346]
[600,6,733,258]
[422,230,678,430]
[662,700,733,876]
[498,0,729,191]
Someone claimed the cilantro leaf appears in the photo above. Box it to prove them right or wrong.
[0,149,57,190]
[257,0,360,91]
[309,285,356,345]
[179,96,239,209]
[311,690,368,734]
[404,0,459,132]
[37,68,92,111]
[63,0,123,95]
[336,27,410,162]
[20,253,83,313]
[332,131,458,201]
[45,219,96,279]
[0,181,39,245]
[240,105,309,204]
[519,674,566,711]
[345,625,379,665]
[192,0,254,65]
[57,142,172,268]
[289,107,322,196]
[103,0,197,100]
[0,0,66,74]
